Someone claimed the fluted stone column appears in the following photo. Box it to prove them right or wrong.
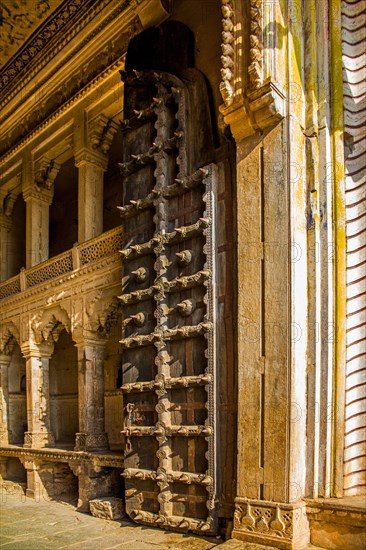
[23,186,53,268]
[21,342,55,448]
[75,148,107,243]
[74,337,108,451]
[0,354,12,444]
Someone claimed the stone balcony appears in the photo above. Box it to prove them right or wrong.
[0,226,122,304]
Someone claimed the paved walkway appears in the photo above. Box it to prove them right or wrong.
[0,484,323,550]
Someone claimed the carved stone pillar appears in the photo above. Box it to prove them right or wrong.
[74,337,108,451]
[75,148,107,243]
[0,354,12,444]
[21,342,55,448]
[21,458,49,500]
[0,213,12,282]
[23,186,53,268]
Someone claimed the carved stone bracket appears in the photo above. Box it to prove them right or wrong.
[219,0,285,140]
[0,322,20,355]
[232,498,310,550]
[220,79,285,141]
[89,115,119,155]
[34,158,60,190]
[0,190,18,218]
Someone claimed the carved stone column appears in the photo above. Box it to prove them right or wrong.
[74,337,108,451]
[0,213,12,282]
[21,342,55,448]
[23,186,53,268]
[21,458,48,500]
[0,354,12,444]
[75,148,108,243]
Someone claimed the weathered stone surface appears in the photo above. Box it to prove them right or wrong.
[89,497,124,520]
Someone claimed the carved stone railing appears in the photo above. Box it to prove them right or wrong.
[0,226,122,301]
[78,227,123,266]
[0,274,21,300]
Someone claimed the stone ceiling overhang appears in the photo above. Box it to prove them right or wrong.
[0,0,170,162]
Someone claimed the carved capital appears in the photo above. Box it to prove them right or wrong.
[232,498,310,550]
[23,184,53,205]
[74,147,108,171]
[20,340,54,360]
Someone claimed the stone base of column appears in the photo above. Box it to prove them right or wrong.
[232,498,310,550]
[23,431,55,449]
[75,432,109,452]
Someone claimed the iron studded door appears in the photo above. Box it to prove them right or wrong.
[119,69,218,534]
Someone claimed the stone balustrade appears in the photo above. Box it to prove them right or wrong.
[0,226,122,301]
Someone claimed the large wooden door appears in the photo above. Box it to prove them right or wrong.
[118,69,219,533]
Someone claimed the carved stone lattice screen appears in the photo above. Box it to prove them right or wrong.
[118,70,218,533]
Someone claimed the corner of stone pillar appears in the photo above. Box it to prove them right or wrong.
[21,458,42,500]
[69,461,113,513]
[0,456,8,481]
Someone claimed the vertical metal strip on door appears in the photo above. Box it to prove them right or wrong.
[118,69,218,533]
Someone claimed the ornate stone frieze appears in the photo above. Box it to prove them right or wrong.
[0,0,172,159]
[233,498,310,550]
[0,0,85,92]
[0,445,124,468]
[0,40,132,160]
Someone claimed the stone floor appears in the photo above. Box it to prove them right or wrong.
[0,484,323,550]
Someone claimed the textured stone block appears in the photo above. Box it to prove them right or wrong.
[89,497,124,520]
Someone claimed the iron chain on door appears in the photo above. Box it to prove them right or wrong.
[118,69,218,534]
